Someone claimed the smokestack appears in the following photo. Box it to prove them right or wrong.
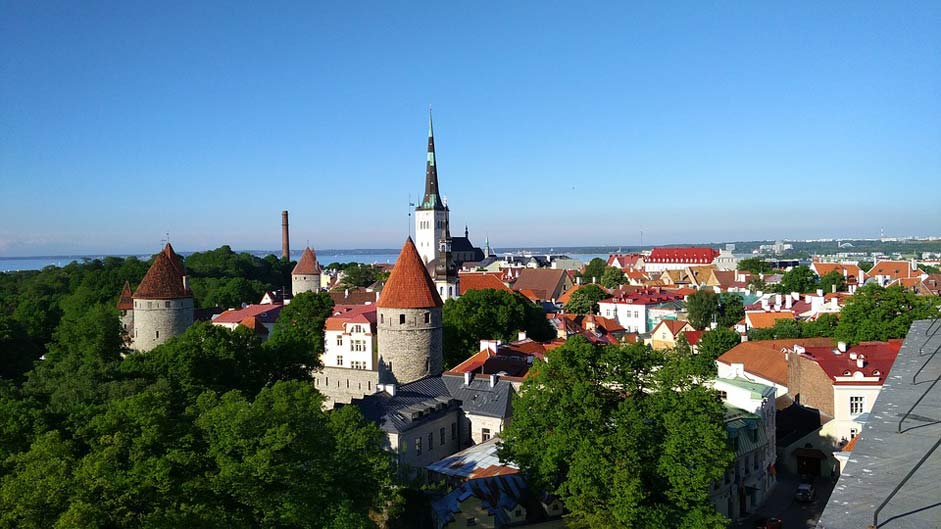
[281,210,290,259]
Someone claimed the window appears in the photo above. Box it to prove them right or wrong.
[634,310,639,318]
[850,428,859,439]
[451,422,457,440]
[165,301,171,308]
[399,314,406,325]
[850,396,864,415]
[440,427,446,445]
[336,355,343,366]
[428,432,434,450]
[415,437,422,455]
[155,330,159,339]
[482,428,491,442]
[380,314,384,324]
[424,312,430,324]
[718,391,728,401]
[336,336,343,346]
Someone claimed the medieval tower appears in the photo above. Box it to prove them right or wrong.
[131,243,194,352]
[377,237,443,385]
[117,280,134,343]
[414,110,449,265]
[291,246,321,295]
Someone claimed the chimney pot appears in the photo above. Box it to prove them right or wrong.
[464,372,472,385]
[489,374,498,387]
[838,341,847,353]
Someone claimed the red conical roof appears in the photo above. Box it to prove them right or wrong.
[117,280,134,310]
[133,245,192,300]
[292,247,321,275]
[378,237,443,309]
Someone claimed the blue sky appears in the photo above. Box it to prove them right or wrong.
[2,1,939,256]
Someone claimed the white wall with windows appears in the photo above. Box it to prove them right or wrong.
[323,322,377,371]
[597,301,650,333]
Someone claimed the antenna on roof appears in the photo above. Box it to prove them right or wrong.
[161,232,170,247]
[408,194,415,238]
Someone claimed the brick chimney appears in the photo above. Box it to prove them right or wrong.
[281,210,290,259]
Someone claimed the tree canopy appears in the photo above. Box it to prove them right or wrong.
[696,328,741,360]
[580,258,607,284]
[500,337,733,529]
[737,257,771,275]
[564,284,609,315]
[442,289,554,369]
[834,284,939,344]
[686,290,719,330]
[599,266,626,289]
[777,266,818,294]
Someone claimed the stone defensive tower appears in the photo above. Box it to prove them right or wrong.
[131,243,194,352]
[291,246,321,295]
[377,237,444,385]
[117,280,134,343]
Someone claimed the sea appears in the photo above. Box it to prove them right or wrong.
[0,249,613,273]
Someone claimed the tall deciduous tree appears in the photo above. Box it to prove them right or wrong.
[686,290,719,330]
[442,289,553,369]
[835,284,939,344]
[716,293,744,328]
[600,267,626,289]
[580,258,607,284]
[500,337,733,529]
[778,266,818,294]
[817,271,846,294]
[267,291,334,362]
[697,327,741,360]
[564,284,609,315]
[737,257,771,275]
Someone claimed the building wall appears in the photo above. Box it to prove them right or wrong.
[415,209,448,265]
[323,326,377,370]
[132,298,194,352]
[466,414,505,445]
[831,385,882,441]
[120,309,134,337]
[377,307,443,385]
[292,274,321,295]
[434,278,460,301]
[599,302,649,333]
[312,367,380,408]
[393,410,462,470]
[787,353,835,418]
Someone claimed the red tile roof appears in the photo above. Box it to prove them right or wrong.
[647,247,719,264]
[117,280,134,310]
[867,260,920,281]
[599,287,682,306]
[325,304,378,332]
[377,237,443,309]
[213,303,283,324]
[133,244,192,300]
[799,340,902,386]
[811,262,864,283]
[717,337,835,386]
[512,269,569,301]
[684,330,703,346]
[458,273,511,295]
[238,316,269,336]
[655,319,693,337]
[328,289,380,305]
[745,311,795,329]
[292,247,321,275]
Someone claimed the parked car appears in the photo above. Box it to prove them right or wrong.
[754,517,783,529]
[795,483,816,502]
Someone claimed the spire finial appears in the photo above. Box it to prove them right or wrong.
[428,105,434,138]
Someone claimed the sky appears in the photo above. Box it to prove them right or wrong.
[1,1,940,256]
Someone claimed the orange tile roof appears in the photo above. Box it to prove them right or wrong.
[812,262,863,279]
[292,247,321,275]
[377,237,442,309]
[656,319,693,337]
[745,311,795,329]
[717,337,834,386]
[867,260,919,280]
[458,273,511,295]
[238,316,269,335]
[133,245,192,300]
[117,280,134,310]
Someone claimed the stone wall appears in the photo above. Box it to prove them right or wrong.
[787,353,835,418]
[292,274,321,295]
[120,309,134,337]
[132,298,194,352]
[313,366,380,408]
[467,414,506,445]
[377,306,443,385]
[393,409,462,470]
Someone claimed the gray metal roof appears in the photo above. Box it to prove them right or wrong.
[442,374,513,418]
[817,319,941,529]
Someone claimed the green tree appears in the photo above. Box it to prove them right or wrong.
[340,264,384,289]
[835,284,939,344]
[818,271,846,294]
[564,284,609,315]
[0,315,41,381]
[778,266,818,294]
[696,328,741,360]
[802,313,839,337]
[600,266,626,289]
[686,289,719,330]
[500,337,733,529]
[580,258,607,284]
[737,257,771,275]
[442,289,553,369]
[716,293,744,328]
[267,291,335,362]
[0,431,77,529]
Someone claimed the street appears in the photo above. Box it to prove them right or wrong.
[733,472,835,529]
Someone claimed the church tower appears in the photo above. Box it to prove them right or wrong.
[377,237,443,385]
[431,215,460,301]
[131,243,194,352]
[414,109,449,265]
[291,246,321,295]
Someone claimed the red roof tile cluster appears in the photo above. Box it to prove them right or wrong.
[717,337,835,386]
[325,304,377,332]
[745,311,796,329]
[867,260,921,281]
[458,272,511,295]
[292,247,321,275]
[655,319,694,337]
[377,238,443,309]
[132,244,192,300]
[684,330,703,346]
[607,253,644,269]
[117,280,134,310]
[446,339,549,380]
[213,303,283,324]
[647,247,719,264]
[799,340,902,386]
[599,287,682,306]
[811,262,864,283]
[238,316,269,336]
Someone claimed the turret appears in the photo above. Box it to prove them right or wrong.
[131,243,193,351]
[377,237,443,384]
[117,280,134,341]
[292,246,321,295]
